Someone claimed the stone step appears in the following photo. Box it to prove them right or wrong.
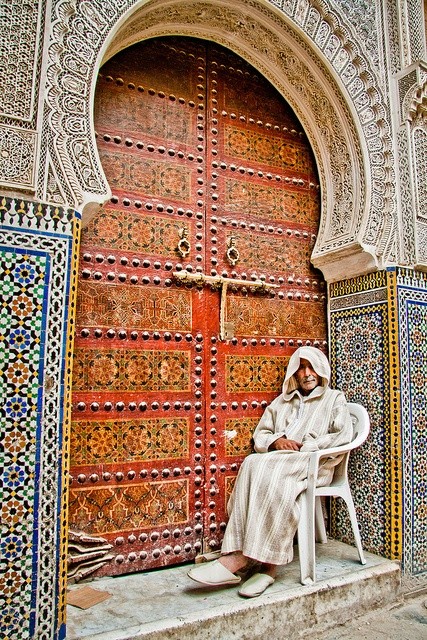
[66,540,401,640]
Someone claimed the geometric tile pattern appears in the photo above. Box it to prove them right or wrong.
[330,266,427,595]
[70,417,190,465]
[224,417,258,457]
[1,247,47,639]
[328,268,407,563]
[225,354,289,393]
[329,295,390,557]
[1,197,77,640]
[72,348,191,392]
[397,269,427,588]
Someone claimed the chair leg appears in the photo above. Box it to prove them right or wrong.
[315,497,328,543]
[343,489,366,565]
[298,493,316,585]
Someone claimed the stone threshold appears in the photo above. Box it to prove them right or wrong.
[66,540,401,640]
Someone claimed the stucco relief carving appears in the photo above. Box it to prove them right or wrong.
[0,1,45,192]
[41,0,113,213]
[316,0,380,72]
[400,69,427,268]
[41,0,394,279]
[408,79,427,125]
[0,126,37,190]
[417,222,427,264]
[46,160,67,206]
[413,122,427,266]
[397,129,416,266]
[0,0,42,123]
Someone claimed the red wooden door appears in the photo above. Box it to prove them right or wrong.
[69,37,326,579]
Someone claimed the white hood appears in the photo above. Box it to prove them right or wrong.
[282,346,331,396]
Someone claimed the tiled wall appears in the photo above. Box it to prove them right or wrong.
[1,197,79,640]
[329,268,427,590]
[396,269,427,590]
[2,194,427,640]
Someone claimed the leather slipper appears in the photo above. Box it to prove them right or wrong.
[238,572,275,598]
[187,559,241,586]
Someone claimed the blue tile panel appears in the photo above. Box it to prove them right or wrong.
[1,247,49,638]
[330,268,427,588]
[1,197,77,640]
[397,270,427,577]
[330,288,391,558]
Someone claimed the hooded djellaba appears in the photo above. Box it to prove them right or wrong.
[220,346,354,566]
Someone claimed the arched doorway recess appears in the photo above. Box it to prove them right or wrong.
[69,36,328,578]
[43,0,393,282]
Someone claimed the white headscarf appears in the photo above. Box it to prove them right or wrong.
[282,346,331,395]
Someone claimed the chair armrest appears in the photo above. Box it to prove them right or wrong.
[315,444,354,458]
[305,444,353,480]
[306,443,353,462]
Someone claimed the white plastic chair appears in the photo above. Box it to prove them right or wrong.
[297,402,370,585]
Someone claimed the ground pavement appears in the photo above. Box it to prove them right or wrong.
[313,591,427,640]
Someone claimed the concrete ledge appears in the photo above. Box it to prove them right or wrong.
[67,542,401,640]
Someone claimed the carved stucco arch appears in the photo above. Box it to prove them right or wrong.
[407,79,427,123]
[42,0,394,282]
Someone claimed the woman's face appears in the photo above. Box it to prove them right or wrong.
[295,358,320,395]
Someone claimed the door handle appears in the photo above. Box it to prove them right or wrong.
[226,236,240,266]
[176,227,190,258]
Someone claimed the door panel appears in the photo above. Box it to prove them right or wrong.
[199,45,326,550]
[69,38,208,577]
[69,37,326,579]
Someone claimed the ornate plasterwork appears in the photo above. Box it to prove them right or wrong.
[39,0,394,280]
[400,63,427,124]
[0,0,42,124]
[414,125,427,264]
[314,0,382,84]
[0,0,45,192]
[398,128,417,265]
[408,79,427,124]
[397,64,427,268]
[0,126,37,190]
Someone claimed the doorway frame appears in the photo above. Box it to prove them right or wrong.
[37,0,396,635]
[41,0,394,280]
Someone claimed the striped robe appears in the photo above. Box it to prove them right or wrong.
[221,386,353,565]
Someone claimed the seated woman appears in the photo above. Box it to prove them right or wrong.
[188,346,352,598]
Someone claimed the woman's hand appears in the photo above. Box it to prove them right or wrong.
[269,437,302,451]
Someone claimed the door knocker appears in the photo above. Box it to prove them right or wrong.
[226,236,240,266]
[176,227,190,258]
